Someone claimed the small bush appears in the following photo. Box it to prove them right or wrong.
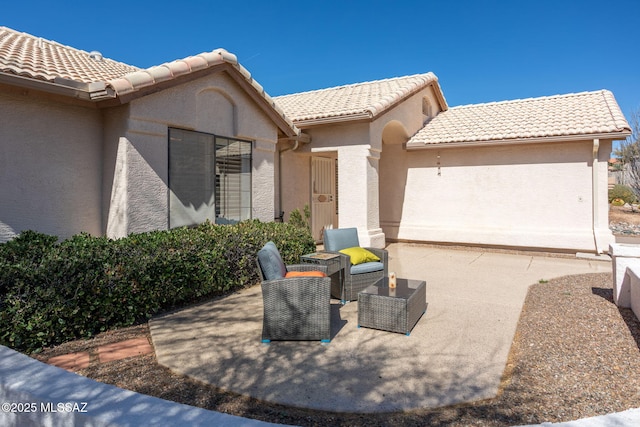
[611,198,626,206]
[609,184,636,204]
[0,221,315,353]
[288,204,311,233]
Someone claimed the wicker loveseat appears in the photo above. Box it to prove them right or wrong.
[323,228,388,303]
[257,242,331,343]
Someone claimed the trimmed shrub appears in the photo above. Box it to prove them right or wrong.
[0,230,57,299]
[609,184,636,204]
[0,221,315,353]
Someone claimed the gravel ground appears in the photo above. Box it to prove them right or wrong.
[32,271,640,427]
[609,222,640,235]
[609,204,640,235]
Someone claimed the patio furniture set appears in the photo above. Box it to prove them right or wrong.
[256,228,427,343]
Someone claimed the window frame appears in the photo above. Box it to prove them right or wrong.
[168,127,252,228]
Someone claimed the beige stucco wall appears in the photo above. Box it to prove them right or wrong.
[279,145,313,222]
[280,121,389,247]
[102,71,280,238]
[0,90,103,242]
[282,82,616,253]
[280,85,442,248]
[380,139,614,252]
[0,70,282,243]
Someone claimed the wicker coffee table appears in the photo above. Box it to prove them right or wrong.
[357,277,427,335]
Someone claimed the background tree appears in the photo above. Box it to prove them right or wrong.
[614,108,640,163]
[616,109,640,201]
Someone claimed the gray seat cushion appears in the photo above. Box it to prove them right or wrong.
[257,241,287,280]
[350,261,384,275]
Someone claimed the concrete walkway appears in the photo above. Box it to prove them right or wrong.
[517,408,640,427]
[150,243,612,414]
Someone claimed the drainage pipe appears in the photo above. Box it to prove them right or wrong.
[592,138,602,254]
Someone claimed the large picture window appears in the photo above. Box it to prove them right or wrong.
[169,128,252,228]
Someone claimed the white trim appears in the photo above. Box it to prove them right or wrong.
[406,132,631,150]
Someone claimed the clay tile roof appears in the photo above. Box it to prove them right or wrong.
[0,26,140,83]
[407,90,631,148]
[275,73,446,126]
[0,26,301,138]
[0,26,233,95]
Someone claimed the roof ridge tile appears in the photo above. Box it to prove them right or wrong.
[449,90,610,110]
[106,49,234,95]
[275,73,435,98]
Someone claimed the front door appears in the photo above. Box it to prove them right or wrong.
[311,156,336,242]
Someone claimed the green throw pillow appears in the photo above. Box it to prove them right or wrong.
[339,247,380,265]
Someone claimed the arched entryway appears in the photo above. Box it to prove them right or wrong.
[379,120,410,241]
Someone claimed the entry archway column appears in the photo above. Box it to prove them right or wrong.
[336,145,385,248]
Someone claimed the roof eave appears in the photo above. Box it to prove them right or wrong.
[96,63,231,107]
[406,130,633,150]
[430,79,449,112]
[364,75,449,120]
[0,72,101,102]
[97,55,302,139]
[290,112,374,128]
[1,57,304,141]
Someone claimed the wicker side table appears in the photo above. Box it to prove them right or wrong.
[300,252,344,299]
[357,277,427,335]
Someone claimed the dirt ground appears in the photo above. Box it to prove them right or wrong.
[609,204,640,224]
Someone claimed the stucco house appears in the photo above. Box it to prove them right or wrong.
[0,26,306,242]
[275,81,632,253]
[0,26,632,254]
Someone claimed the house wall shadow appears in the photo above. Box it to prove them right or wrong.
[379,133,409,242]
[592,287,640,351]
[617,306,640,351]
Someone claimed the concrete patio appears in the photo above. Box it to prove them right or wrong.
[149,243,611,413]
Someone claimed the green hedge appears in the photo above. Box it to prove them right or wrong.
[0,221,315,353]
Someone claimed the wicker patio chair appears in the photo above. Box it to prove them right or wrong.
[257,242,331,343]
[323,228,388,303]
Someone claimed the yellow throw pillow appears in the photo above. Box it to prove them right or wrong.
[339,247,380,265]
